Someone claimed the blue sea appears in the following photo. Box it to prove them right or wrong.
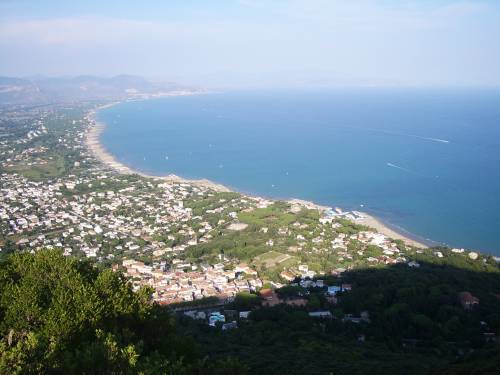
[98,89,500,254]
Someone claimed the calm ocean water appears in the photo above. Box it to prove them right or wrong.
[98,89,500,254]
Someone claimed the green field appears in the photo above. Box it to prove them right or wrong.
[4,155,67,180]
[254,250,296,268]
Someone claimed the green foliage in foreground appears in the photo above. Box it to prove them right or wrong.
[179,261,500,375]
[2,250,499,374]
[231,292,262,310]
[180,304,447,375]
[168,296,221,310]
[0,250,247,375]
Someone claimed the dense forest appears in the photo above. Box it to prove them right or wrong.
[0,250,245,374]
[1,249,499,374]
[178,260,500,374]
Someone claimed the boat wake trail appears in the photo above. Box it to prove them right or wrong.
[410,135,449,143]
[386,162,440,179]
[365,127,450,144]
[386,162,416,174]
[338,125,450,144]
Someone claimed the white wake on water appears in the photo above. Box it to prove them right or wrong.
[386,162,415,174]
[363,127,451,144]
[411,135,449,143]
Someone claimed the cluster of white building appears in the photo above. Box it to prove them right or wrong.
[1,103,491,311]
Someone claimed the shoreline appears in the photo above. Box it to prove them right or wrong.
[355,213,431,248]
[86,101,231,193]
[86,100,429,249]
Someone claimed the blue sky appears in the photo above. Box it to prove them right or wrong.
[1,0,499,88]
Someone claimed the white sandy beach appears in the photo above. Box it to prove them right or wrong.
[355,213,428,248]
[86,104,230,193]
[86,104,428,249]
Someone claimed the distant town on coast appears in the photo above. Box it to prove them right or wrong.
[1,1,500,373]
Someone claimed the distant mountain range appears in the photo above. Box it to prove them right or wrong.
[0,75,199,105]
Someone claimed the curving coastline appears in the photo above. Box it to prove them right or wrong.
[355,214,430,248]
[86,103,231,193]
[86,102,429,249]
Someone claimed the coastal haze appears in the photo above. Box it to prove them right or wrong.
[1,1,500,88]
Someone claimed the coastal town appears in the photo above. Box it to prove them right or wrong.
[1,96,500,375]
[0,101,497,311]
[2,1,500,372]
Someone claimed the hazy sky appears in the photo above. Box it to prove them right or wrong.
[1,0,499,88]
